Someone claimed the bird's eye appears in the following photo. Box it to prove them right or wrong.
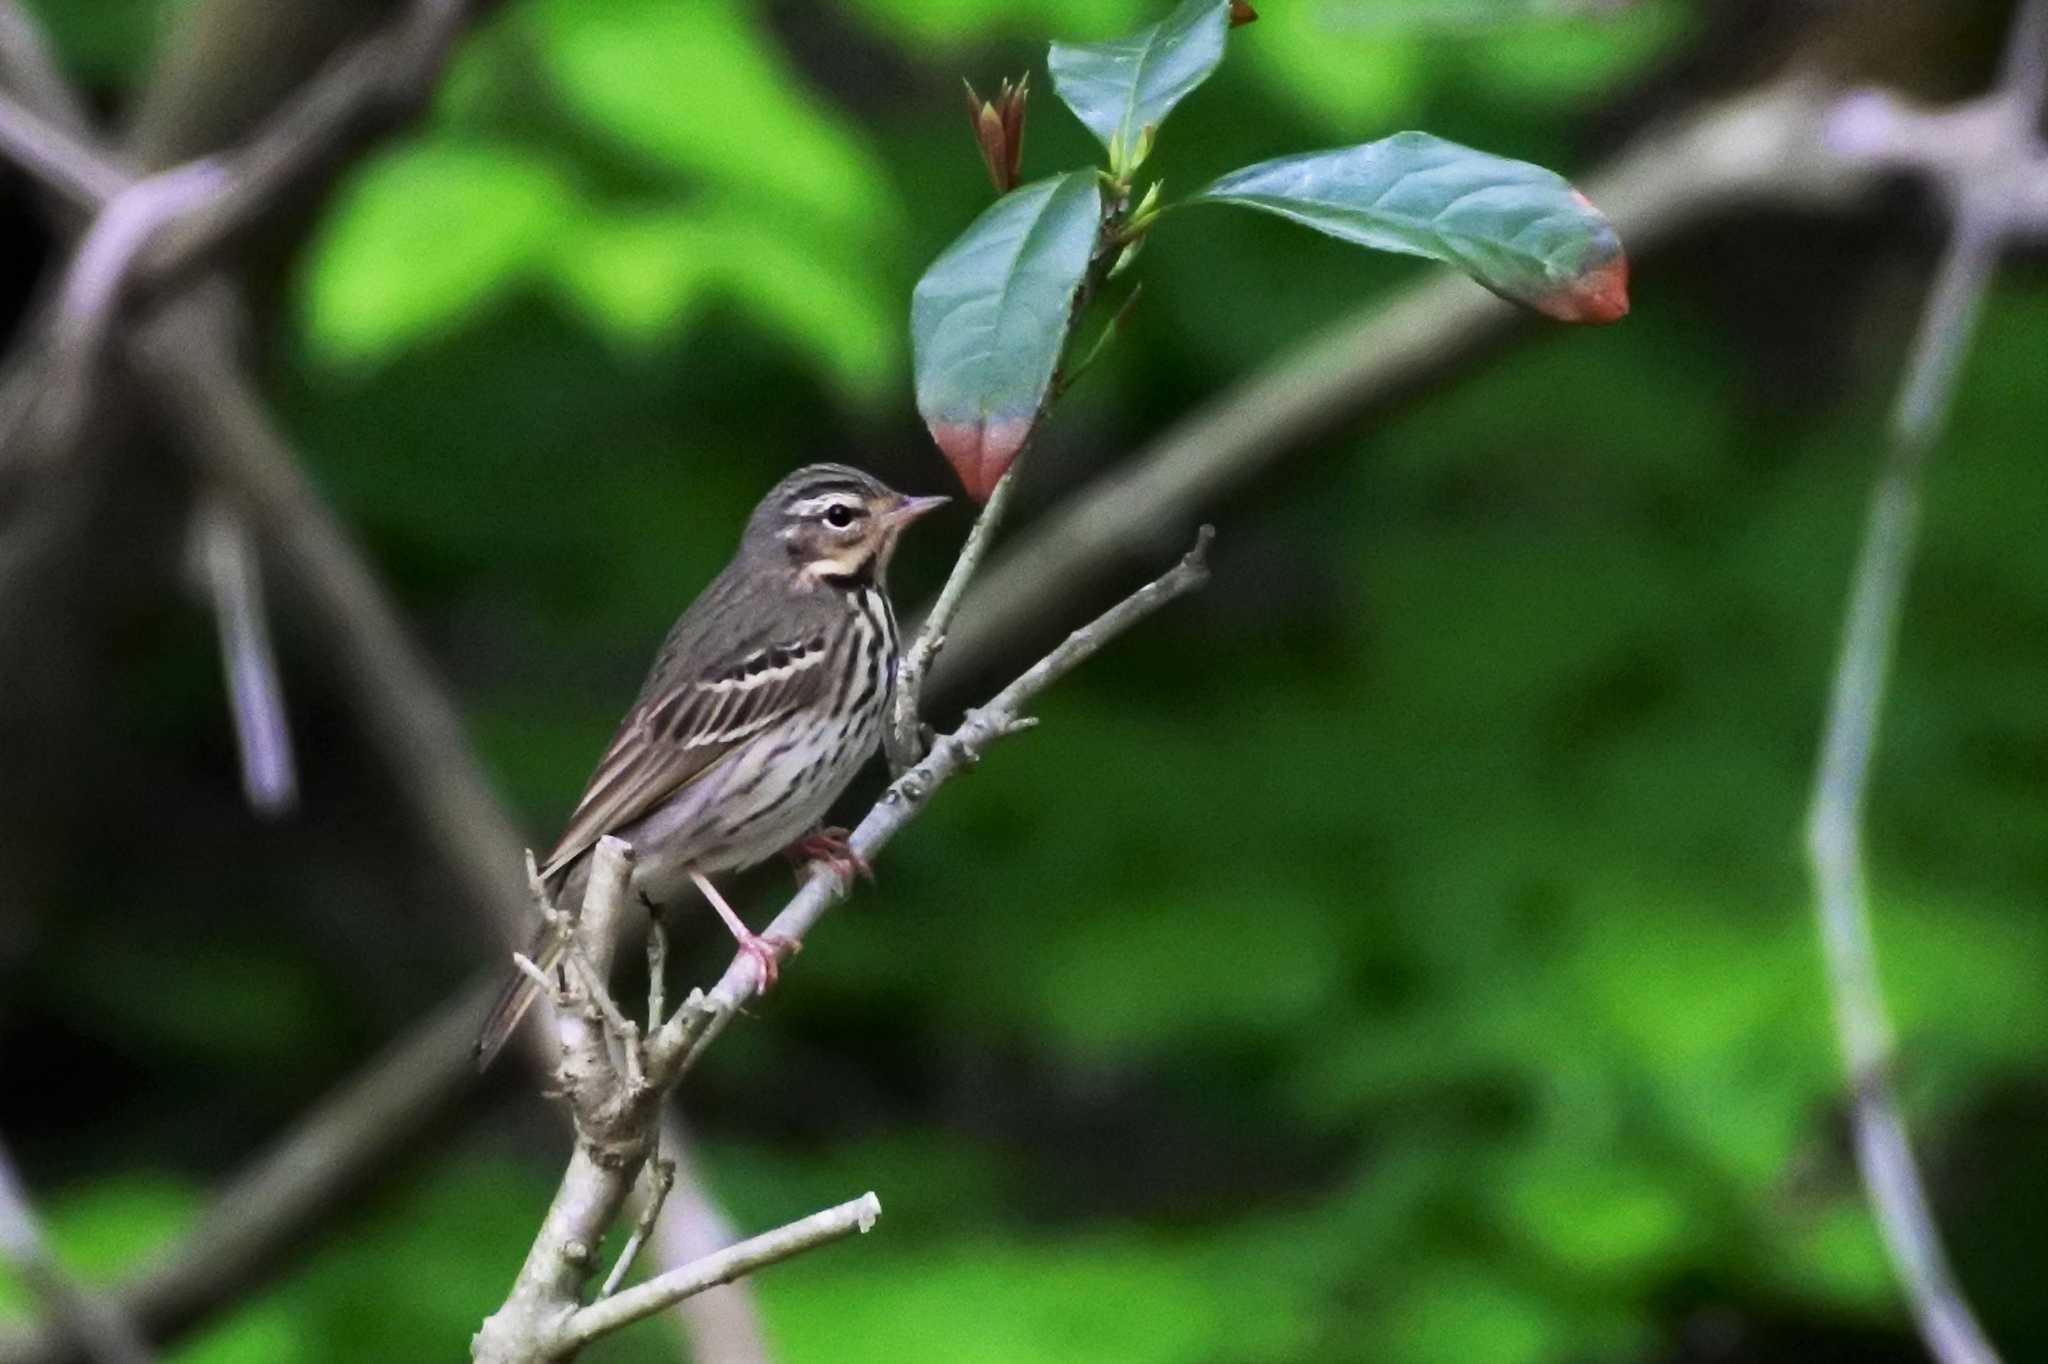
[823,504,857,528]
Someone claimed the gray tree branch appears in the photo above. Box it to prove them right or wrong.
[0,1137,155,1364]
[474,528,1212,1361]
[560,1194,879,1353]
[651,527,1213,1079]
[884,459,1023,773]
[1800,7,2046,1364]
[187,495,298,815]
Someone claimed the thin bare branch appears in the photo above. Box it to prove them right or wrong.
[1804,223,2001,1364]
[1804,209,2002,1364]
[0,1138,155,1364]
[645,1116,772,1364]
[127,296,539,945]
[561,1193,880,1352]
[883,457,1024,773]
[476,528,1209,1361]
[189,497,298,816]
[652,527,1215,1079]
[473,843,656,1364]
[0,2,98,140]
[1996,0,2048,114]
[0,87,126,207]
[1799,9,2046,1364]
[597,1153,673,1300]
[0,0,473,285]
[137,0,469,292]
[1,159,227,465]
[0,0,478,481]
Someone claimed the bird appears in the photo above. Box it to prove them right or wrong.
[473,463,948,1070]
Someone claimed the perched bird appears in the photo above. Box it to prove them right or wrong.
[474,464,948,1070]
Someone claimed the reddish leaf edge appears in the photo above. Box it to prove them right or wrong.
[928,414,1035,502]
[1530,189,1630,325]
[1529,250,1629,325]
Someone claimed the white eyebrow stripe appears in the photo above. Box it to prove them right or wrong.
[787,494,867,518]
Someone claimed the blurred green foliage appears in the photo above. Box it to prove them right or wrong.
[6,1,2046,1362]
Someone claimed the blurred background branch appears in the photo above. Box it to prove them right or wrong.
[0,0,773,1359]
[1803,6,2047,1364]
[0,1139,153,1364]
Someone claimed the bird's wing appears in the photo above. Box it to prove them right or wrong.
[539,634,830,880]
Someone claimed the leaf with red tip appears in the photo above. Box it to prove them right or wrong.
[1193,133,1628,323]
[911,171,1103,501]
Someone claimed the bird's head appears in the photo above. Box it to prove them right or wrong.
[748,463,948,588]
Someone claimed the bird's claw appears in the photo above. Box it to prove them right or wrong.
[784,827,872,886]
[738,931,799,990]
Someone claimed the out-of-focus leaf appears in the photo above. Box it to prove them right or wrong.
[549,204,898,397]
[911,170,1102,500]
[1463,1,1696,104]
[1048,0,1232,174]
[64,927,331,1065]
[547,209,722,347]
[299,143,571,365]
[1386,1268,1568,1364]
[1192,133,1628,323]
[1033,893,1343,1058]
[1781,1202,1897,1310]
[762,1234,1239,1364]
[1500,1151,1692,1280]
[1238,1,1420,131]
[524,0,895,236]
[839,0,1150,46]
[19,0,165,85]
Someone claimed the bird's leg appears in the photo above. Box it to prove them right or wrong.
[783,825,872,886]
[642,892,669,1027]
[688,866,798,990]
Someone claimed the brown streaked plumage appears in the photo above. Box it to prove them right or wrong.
[474,464,946,1069]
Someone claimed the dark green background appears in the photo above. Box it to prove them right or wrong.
[3,1,2044,1360]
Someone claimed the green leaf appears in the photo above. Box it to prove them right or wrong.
[299,143,572,365]
[1235,1,1420,133]
[911,170,1102,500]
[548,203,898,397]
[18,0,166,86]
[1462,2,1696,105]
[1048,0,1232,175]
[1192,132,1628,323]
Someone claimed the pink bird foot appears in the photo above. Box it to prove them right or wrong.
[784,826,872,885]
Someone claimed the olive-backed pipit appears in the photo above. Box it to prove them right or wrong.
[475,463,946,1069]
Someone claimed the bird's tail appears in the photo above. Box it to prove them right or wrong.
[473,923,566,1072]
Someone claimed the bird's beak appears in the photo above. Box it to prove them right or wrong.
[886,494,950,528]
